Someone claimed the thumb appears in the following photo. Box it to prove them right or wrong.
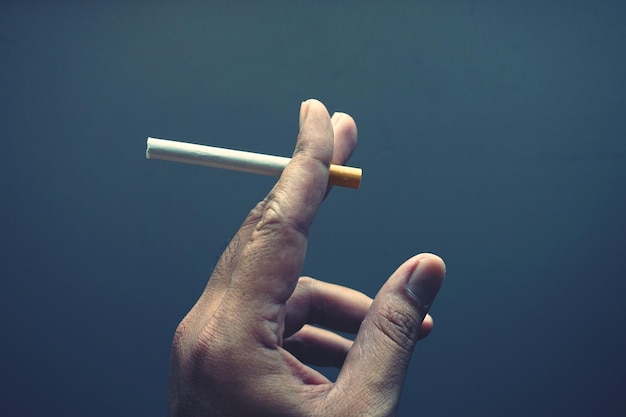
[334,254,445,412]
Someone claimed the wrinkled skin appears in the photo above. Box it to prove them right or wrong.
[168,99,446,417]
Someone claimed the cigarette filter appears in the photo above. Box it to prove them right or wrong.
[146,137,362,189]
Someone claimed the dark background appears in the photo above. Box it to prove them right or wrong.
[2,2,625,416]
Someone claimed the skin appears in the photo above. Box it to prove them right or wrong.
[168,99,446,417]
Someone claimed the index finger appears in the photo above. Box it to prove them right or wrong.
[228,99,334,309]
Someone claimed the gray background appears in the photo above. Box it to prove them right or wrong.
[2,1,625,416]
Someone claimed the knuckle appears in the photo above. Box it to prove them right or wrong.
[172,313,235,380]
[255,197,309,240]
[171,318,191,356]
[293,276,327,323]
[297,275,317,287]
[373,304,420,353]
[247,193,272,223]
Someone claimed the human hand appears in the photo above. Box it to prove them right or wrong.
[168,99,446,417]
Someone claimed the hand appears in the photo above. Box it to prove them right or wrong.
[168,99,446,417]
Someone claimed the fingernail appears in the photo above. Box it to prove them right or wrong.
[407,260,441,312]
[299,100,310,129]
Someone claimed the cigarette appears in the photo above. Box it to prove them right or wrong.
[146,137,362,189]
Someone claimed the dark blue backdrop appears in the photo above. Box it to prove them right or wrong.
[2,2,625,416]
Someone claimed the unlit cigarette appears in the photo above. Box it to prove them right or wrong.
[146,137,362,189]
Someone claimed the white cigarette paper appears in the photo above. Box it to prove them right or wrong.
[146,137,362,189]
